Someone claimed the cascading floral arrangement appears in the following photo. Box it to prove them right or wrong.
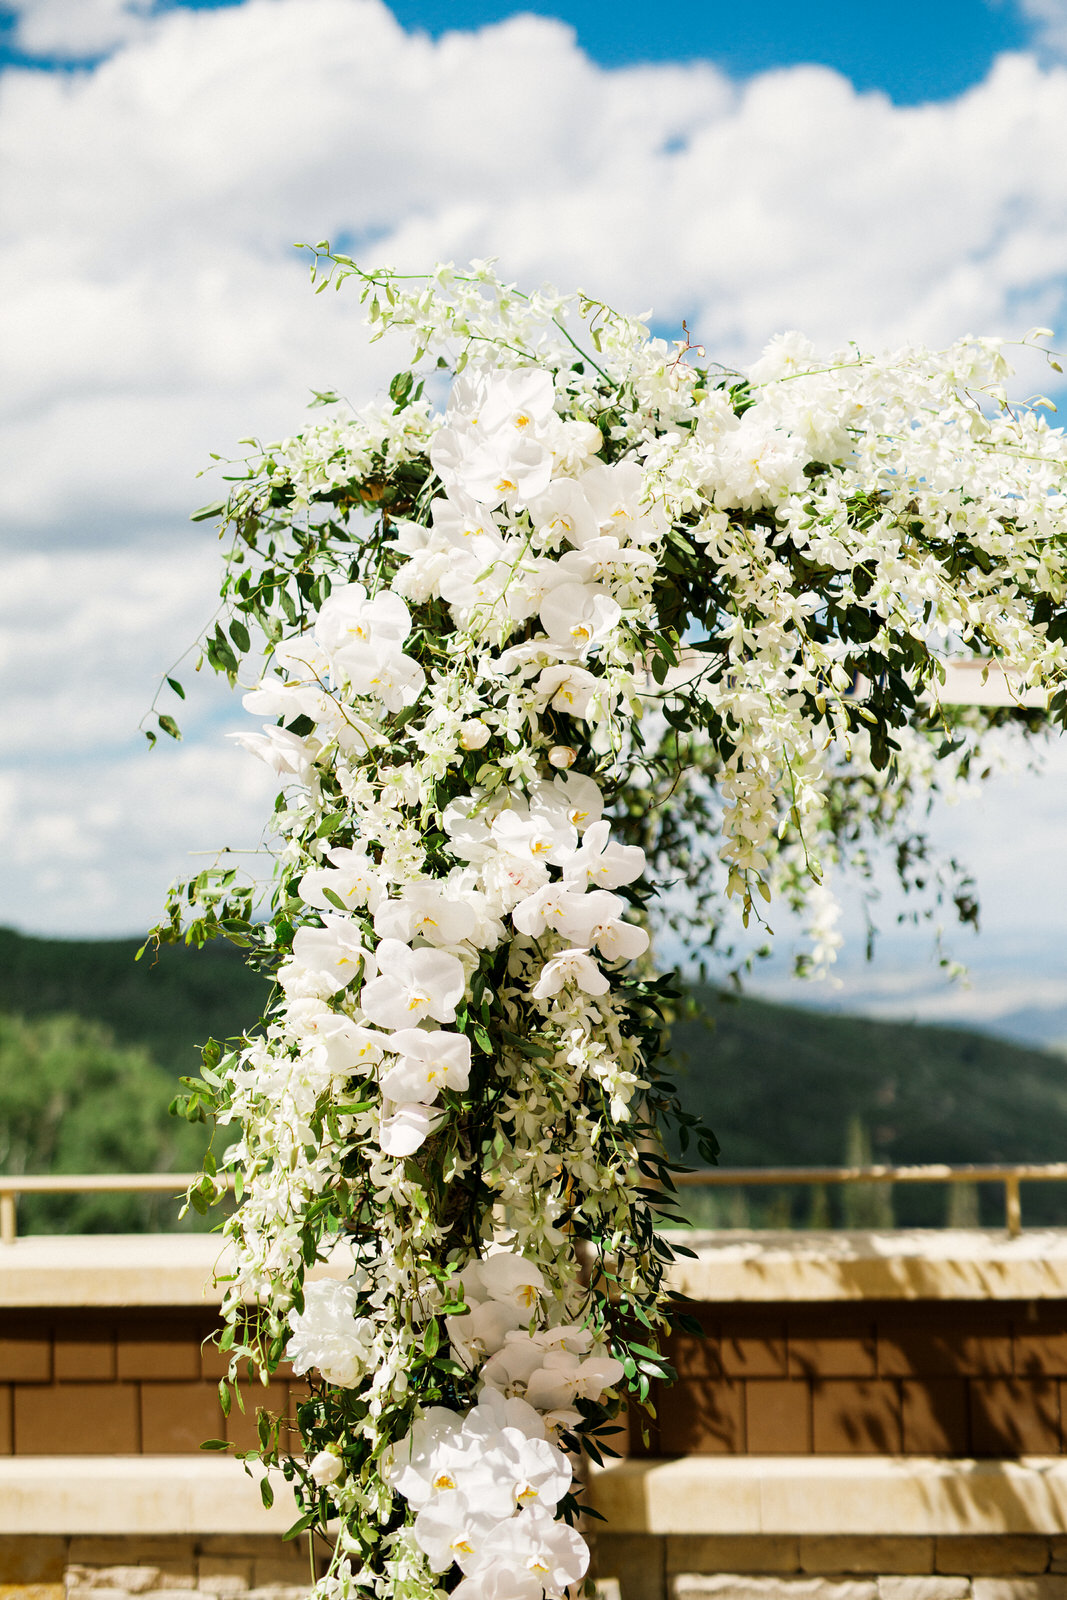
[154,254,1067,1600]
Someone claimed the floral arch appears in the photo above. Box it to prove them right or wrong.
[153,255,1067,1600]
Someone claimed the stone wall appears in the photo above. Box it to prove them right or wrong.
[593,1534,1067,1600]
[0,1311,306,1456]
[639,1301,1067,1458]
[0,1535,318,1600]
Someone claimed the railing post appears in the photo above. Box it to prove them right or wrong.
[0,1189,17,1245]
[1004,1174,1022,1237]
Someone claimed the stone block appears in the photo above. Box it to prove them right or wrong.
[14,1382,138,1455]
[67,1545,133,1567]
[67,1589,134,1600]
[720,1319,788,1378]
[0,1388,11,1456]
[195,1543,284,1561]
[117,1319,201,1382]
[811,1380,902,1455]
[0,1323,51,1384]
[670,1578,878,1600]
[937,1540,1050,1577]
[147,1570,196,1593]
[197,1558,253,1597]
[800,1539,935,1575]
[54,1320,116,1383]
[66,1570,159,1594]
[900,1380,969,1456]
[657,1379,744,1456]
[596,1584,623,1600]
[0,1586,64,1600]
[666,1537,799,1575]
[0,1538,65,1584]
[971,1380,1061,1457]
[593,1533,666,1600]
[789,1315,878,1379]
[746,1381,812,1454]
[879,1582,971,1600]
[140,1383,224,1455]
[974,1583,1067,1600]
[250,1562,310,1592]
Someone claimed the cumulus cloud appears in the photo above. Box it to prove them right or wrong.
[1014,0,1067,55]
[4,0,1067,947]
[8,0,155,57]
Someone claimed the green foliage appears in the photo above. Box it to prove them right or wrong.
[0,927,269,1233]
[0,1012,208,1233]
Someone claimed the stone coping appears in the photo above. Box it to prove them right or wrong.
[0,1457,299,1535]
[6,1229,1067,1307]
[589,1459,1067,1537]
[12,1455,1067,1540]
[663,1231,1067,1303]
[0,1235,354,1307]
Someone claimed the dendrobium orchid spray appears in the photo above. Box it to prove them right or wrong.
[154,253,1067,1599]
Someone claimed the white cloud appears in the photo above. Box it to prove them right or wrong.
[0,740,276,935]
[4,0,1067,962]
[1014,0,1067,55]
[9,0,154,58]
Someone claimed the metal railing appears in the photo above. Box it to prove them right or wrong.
[3,1164,1067,1243]
[674,1163,1067,1237]
[0,1173,227,1245]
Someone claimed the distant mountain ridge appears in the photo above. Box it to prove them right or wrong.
[3,927,1067,1228]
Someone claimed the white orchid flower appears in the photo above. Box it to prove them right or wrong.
[315,581,412,661]
[379,1028,472,1102]
[299,846,384,915]
[287,1279,376,1388]
[531,947,609,999]
[377,1100,443,1157]
[562,819,646,889]
[359,939,466,1028]
[539,581,621,655]
[413,1489,499,1575]
[534,662,598,717]
[278,917,373,999]
[228,725,320,783]
[580,458,666,544]
[374,882,477,947]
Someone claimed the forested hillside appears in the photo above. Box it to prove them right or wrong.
[3,927,1066,1231]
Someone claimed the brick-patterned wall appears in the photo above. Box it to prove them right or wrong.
[0,1310,307,1455]
[7,1297,1067,1460]
[639,1301,1067,1458]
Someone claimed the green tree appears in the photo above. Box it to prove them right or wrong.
[0,1013,209,1234]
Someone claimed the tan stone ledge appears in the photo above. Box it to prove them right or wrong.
[662,1229,1067,1302]
[7,1227,1067,1309]
[0,1458,299,1535]
[590,1458,1067,1537]
[0,1235,355,1308]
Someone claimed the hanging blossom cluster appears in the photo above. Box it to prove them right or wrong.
[155,256,1067,1600]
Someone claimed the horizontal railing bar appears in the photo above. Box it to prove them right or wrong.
[0,1174,236,1195]
[673,1163,1067,1186]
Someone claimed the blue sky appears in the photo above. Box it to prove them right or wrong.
[0,0,1034,100]
[3,0,1067,1040]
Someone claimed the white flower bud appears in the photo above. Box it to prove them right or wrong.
[548,745,577,769]
[309,1448,344,1486]
[459,719,491,751]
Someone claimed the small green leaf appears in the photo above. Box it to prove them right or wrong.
[166,676,186,700]
[229,618,251,653]
[158,713,182,741]
[260,1476,274,1509]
